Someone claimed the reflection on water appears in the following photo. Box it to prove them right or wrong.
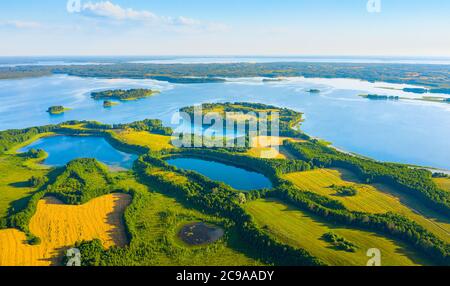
[20,136,137,169]
[166,157,272,191]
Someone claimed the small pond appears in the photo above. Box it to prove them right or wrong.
[20,136,137,169]
[166,157,272,191]
[178,222,225,246]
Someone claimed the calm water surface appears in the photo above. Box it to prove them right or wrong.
[20,136,137,169]
[1,75,449,169]
[166,158,273,191]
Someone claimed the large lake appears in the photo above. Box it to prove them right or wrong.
[1,74,449,170]
[166,158,272,191]
[20,136,137,169]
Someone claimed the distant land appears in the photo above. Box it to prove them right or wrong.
[1,62,450,93]
[359,94,450,104]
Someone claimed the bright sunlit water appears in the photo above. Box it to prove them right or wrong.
[19,136,137,169]
[166,157,273,191]
[1,74,449,170]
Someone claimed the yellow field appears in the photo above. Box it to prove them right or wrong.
[246,136,305,159]
[0,193,131,266]
[434,178,450,192]
[113,130,174,151]
[283,169,450,242]
[246,147,286,159]
[245,198,432,266]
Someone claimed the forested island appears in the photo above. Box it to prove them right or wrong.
[91,89,159,101]
[47,106,70,115]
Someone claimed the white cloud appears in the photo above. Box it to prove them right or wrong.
[0,20,42,29]
[79,1,225,31]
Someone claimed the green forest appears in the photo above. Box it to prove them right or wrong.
[0,102,449,266]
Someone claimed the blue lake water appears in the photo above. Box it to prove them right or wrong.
[1,75,449,170]
[20,136,137,169]
[166,158,273,191]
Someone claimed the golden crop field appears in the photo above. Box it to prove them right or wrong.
[246,136,305,159]
[109,175,264,266]
[0,193,131,266]
[434,178,450,192]
[283,169,450,242]
[113,130,174,151]
[245,198,433,266]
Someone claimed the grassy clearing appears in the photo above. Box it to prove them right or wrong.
[283,169,450,242]
[111,175,263,266]
[0,155,49,222]
[245,198,433,266]
[434,178,450,193]
[113,130,174,151]
[0,193,131,266]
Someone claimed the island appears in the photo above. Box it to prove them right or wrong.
[403,88,429,94]
[360,94,449,104]
[262,78,283,82]
[359,94,399,101]
[47,106,70,115]
[91,88,159,101]
[103,100,119,108]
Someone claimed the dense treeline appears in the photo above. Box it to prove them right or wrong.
[272,183,450,265]
[180,102,309,140]
[70,180,242,266]
[7,158,114,242]
[114,119,173,135]
[0,119,172,155]
[20,148,46,159]
[172,148,312,185]
[8,190,47,240]
[91,89,158,101]
[284,140,450,216]
[45,159,114,205]
[0,125,56,154]
[2,62,450,92]
[132,154,324,266]
[48,62,450,91]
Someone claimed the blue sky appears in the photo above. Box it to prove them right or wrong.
[0,0,449,56]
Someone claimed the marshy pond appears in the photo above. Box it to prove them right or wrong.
[178,222,225,246]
